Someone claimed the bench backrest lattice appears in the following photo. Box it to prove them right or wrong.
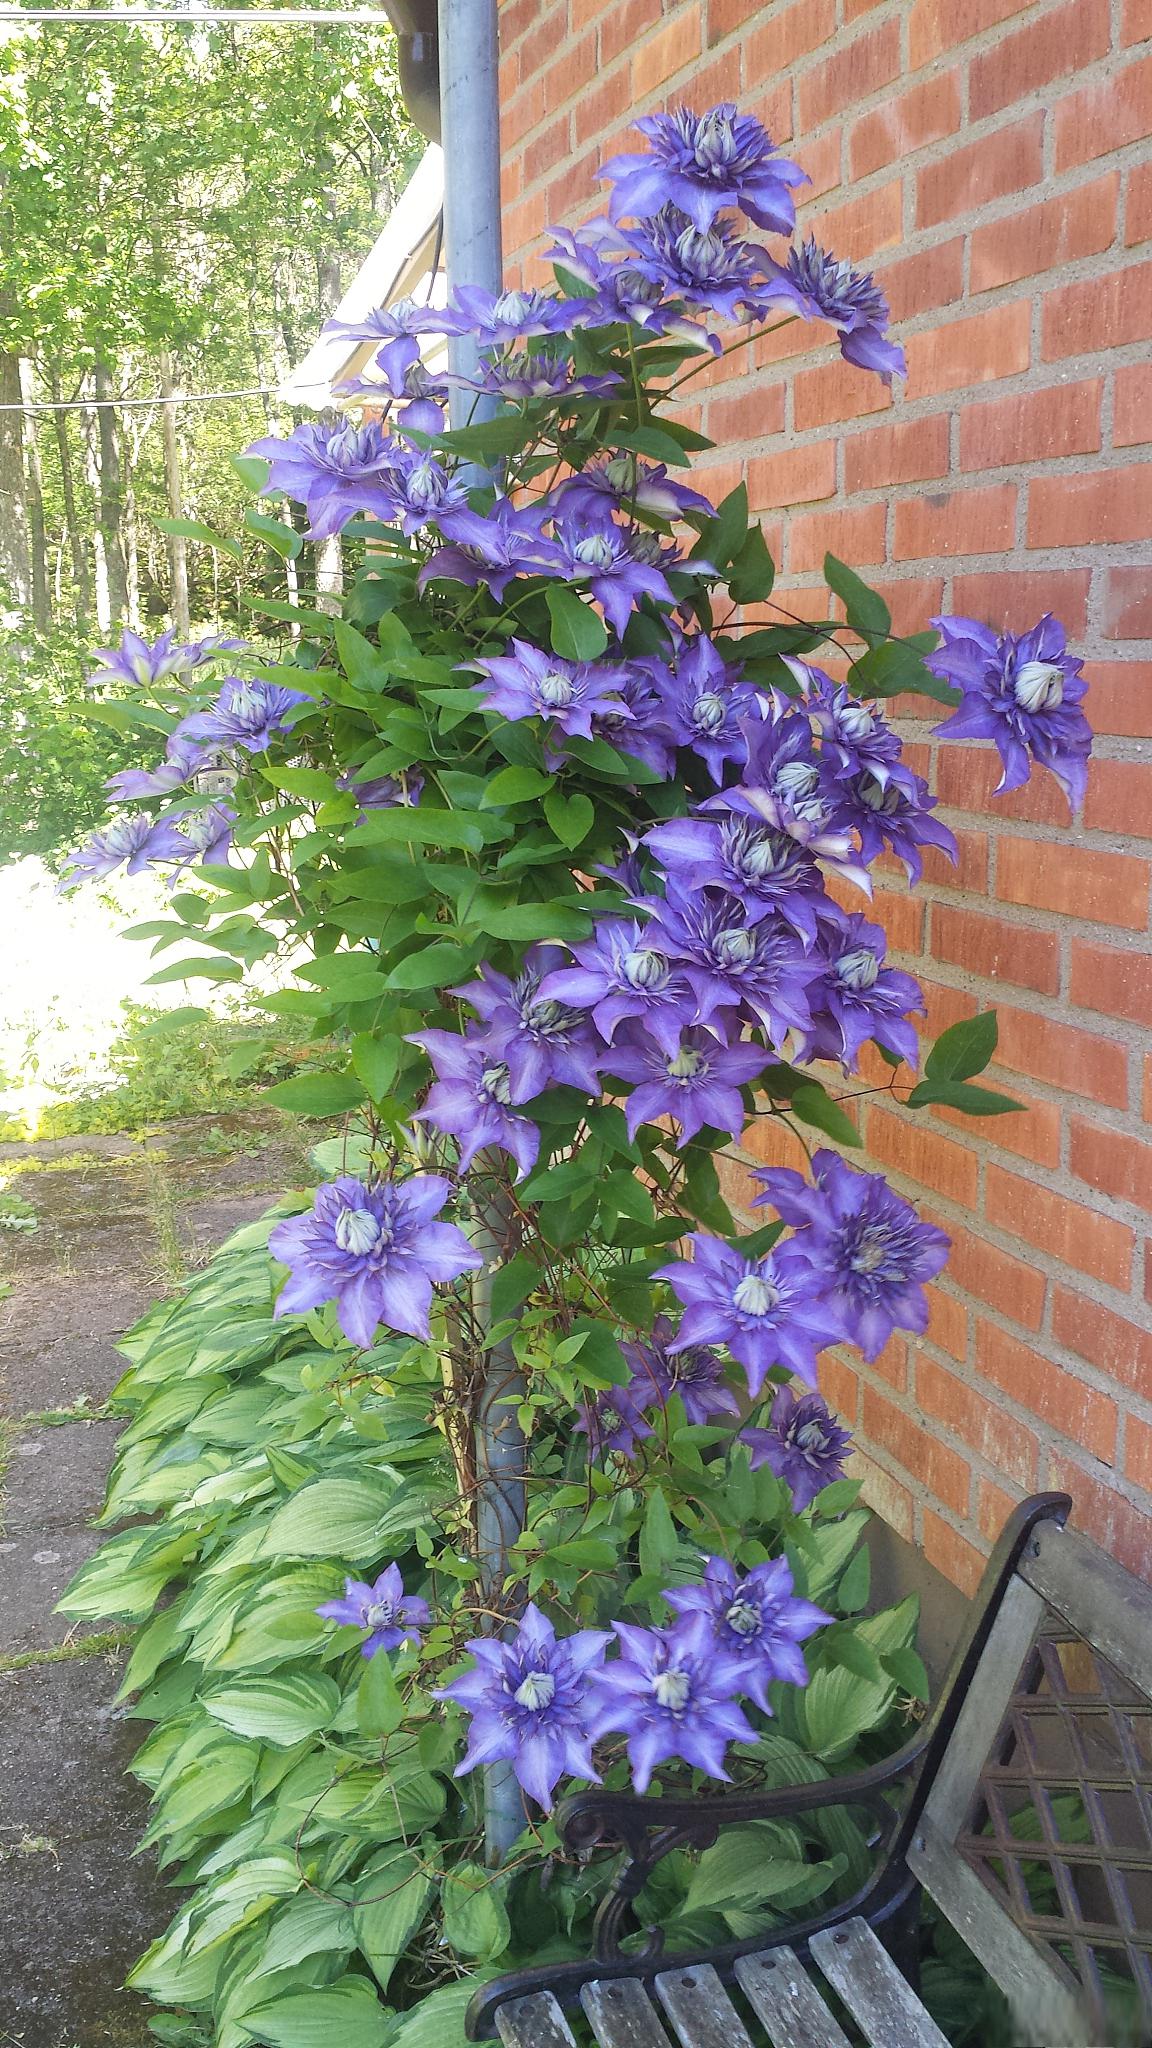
[470,1497,1152,2048]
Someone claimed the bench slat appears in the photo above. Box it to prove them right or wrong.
[654,1961,757,2048]
[734,1946,853,2048]
[582,1976,674,2046]
[809,1919,951,2048]
[495,1990,580,2048]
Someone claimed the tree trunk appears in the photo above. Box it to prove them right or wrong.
[158,351,191,638]
[82,384,111,636]
[313,533,343,613]
[93,359,128,625]
[18,360,50,631]
[0,350,32,610]
[49,366,91,631]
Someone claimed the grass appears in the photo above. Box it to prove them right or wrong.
[0,1630,133,1674]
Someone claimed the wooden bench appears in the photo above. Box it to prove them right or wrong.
[467,1493,1152,2048]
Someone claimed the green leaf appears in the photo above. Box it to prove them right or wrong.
[837,1542,871,1615]
[353,1847,433,1994]
[231,451,270,492]
[824,553,891,638]
[386,941,477,991]
[442,1861,512,1962]
[351,1033,400,1101]
[145,954,245,986]
[436,415,534,459]
[683,1826,827,1914]
[924,1011,998,1083]
[884,1644,931,1702]
[613,424,696,468]
[546,583,609,660]
[491,1252,537,1324]
[154,514,243,563]
[548,1536,618,1570]
[728,524,776,606]
[390,1979,490,2048]
[353,807,497,852]
[263,1073,367,1117]
[357,1652,405,1739]
[244,508,303,559]
[639,1487,678,1583]
[543,789,595,848]
[788,1082,862,1148]
[906,1078,1022,1116]
[697,481,748,570]
[202,1673,340,1746]
[261,1477,394,1561]
[481,764,554,808]
[240,1979,394,2048]
[850,637,957,706]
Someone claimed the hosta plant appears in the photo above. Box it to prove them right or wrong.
[62,99,1091,2048]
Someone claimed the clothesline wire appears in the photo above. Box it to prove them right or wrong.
[0,9,394,24]
[0,383,298,411]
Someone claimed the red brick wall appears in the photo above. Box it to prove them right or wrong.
[497,0,1152,1590]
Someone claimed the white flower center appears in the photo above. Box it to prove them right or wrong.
[733,1271,778,1317]
[575,533,615,569]
[795,1419,828,1452]
[495,290,532,324]
[1014,659,1064,712]
[537,670,575,709]
[652,1667,692,1712]
[605,454,635,491]
[229,683,262,722]
[725,1597,761,1638]
[600,1405,622,1434]
[836,946,879,991]
[623,947,668,991]
[839,703,875,739]
[667,1046,706,1083]
[481,1061,513,1105]
[850,1228,890,1275]
[741,831,790,878]
[716,928,756,968]
[692,692,727,734]
[514,1669,556,1711]
[775,760,820,800]
[335,1207,382,1257]
[364,1599,394,1629]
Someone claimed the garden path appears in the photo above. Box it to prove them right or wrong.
[0,1120,303,2048]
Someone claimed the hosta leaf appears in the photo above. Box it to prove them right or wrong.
[260,1477,395,1561]
[203,1674,340,1746]
[239,1977,394,2048]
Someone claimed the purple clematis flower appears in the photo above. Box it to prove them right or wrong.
[618,205,771,324]
[409,1029,541,1180]
[552,513,680,640]
[645,815,836,947]
[450,945,606,1102]
[86,626,209,692]
[602,1022,767,1147]
[647,884,818,1045]
[558,452,714,526]
[539,917,697,1057]
[338,768,424,818]
[576,1382,655,1461]
[469,639,631,754]
[753,1148,950,1362]
[664,1555,830,1710]
[600,105,807,235]
[441,284,573,346]
[437,1603,610,1812]
[467,351,623,405]
[761,238,905,380]
[709,712,875,896]
[741,1385,853,1512]
[345,353,447,439]
[316,1563,431,1659]
[587,1616,755,1794]
[59,811,174,890]
[320,296,448,351]
[267,1173,482,1347]
[547,222,719,348]
[623,1316,740,1426]
[592,663,680,780]
[153,800,236,873]
[650,635,760,783]
[837,764,957,885]
[385,445,471,536]
[246,419,408,541]
[105,731,210,800]
[178,677,310,754]
[419,499,564,603]
[657,1233,844,1396]
[803,910,923,1070]
[929,612,1092,812]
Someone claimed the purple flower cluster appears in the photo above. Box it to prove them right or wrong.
[439,1550,828,1808]
[317,1563,430,1659]
[930,612,1092,812]
[578,1315,739,1462]
[741,1386,853,1512]
[268,1173,482,1347]
[86,625,242,693]
[247,419,468,541]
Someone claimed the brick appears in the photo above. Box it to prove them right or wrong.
[742,0,836,70]
[1070,1118,1152,1213]
[937,742,1073,827]
[917,1356,1039,1489]
[942,1089,1062,1171]
[917,115,1044,231]
[1129,162,1152,246]
[979,1320,1118,1463]
[870,575,947,638]
[1085,760,1152,842]
[925,1281,969,1361]
[631,2,701,92]
[909,0,1024,67]
[1071,942,1152,1028]
[1028,465,1152,548]
[959,380,1102,473]
[977,1477,1024,1545]
[972,0,1111,118]
[1124,0,1152,39]
[1055,52,1152,171]
[819,1351,861,1425]
[906,303,1031,399]
[706,383,786,445]
[998,836,1150,930]
[872,886,925,954]
[937,1220,1047,1331]
[862,1386,972,1517]
[922,1510,987,1596]
[601,0,662,65]
[893,484,1017,562]
[921,825,989,892]
[809,180,903,262]
[1081,663,1152,738]
[973,179,1119,297]
[986,1165,1135,1286]
[852,1448,916,1541]
[1125,1416,1152,1492]
[1047,1453,1152,1578]
[707,0,761,35]
[850,70,961,178]
[951,569,1092,639]
[748,440,836,509]
[790,501,887,573]
[523,111,573,188]
[877,239,965,323]
[1053,1289,1152,1401]
[931,904,1060,997]
[798,20,900,129]
[845,416,950,493]
[1116,364,1152,449]
[793,358,892,432]
[1103,571,1152,643]
[995,1005,1129,1109]
[865,1106,980,1207]
[1043,263,1152,361]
